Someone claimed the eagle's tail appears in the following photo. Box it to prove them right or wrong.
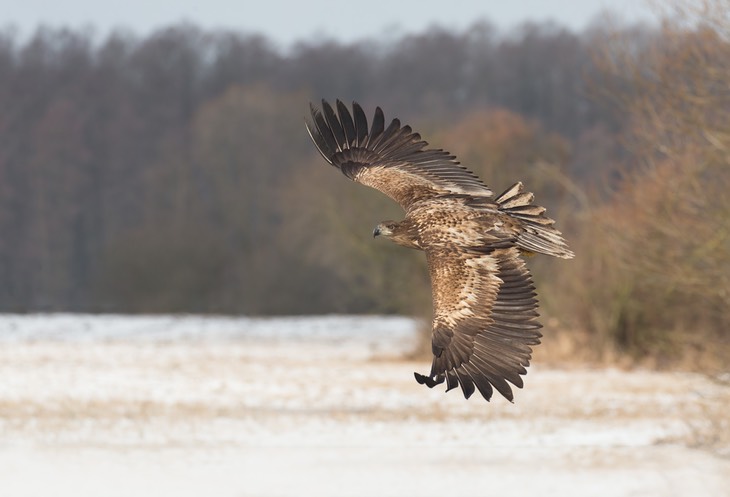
[495,182,574,259]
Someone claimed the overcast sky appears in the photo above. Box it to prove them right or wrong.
[2,0,656,48]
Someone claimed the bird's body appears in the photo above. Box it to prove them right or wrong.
[384,197,516,250]
[306,100,573,402]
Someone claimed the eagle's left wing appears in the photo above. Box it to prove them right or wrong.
[416,246,541,402]
[305,100,493,211]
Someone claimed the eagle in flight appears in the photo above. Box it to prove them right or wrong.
[306,100,574,402]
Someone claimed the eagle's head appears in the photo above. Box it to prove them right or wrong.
[373,221,420,249]
[372,221,397,238]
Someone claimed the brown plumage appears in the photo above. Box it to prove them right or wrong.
[306,100,574,402]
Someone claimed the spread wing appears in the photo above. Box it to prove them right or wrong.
[415,246,541,402]
[305,99,493,211]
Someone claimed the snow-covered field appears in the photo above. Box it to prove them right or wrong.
[0,314,728,497]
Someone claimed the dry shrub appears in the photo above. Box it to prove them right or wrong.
[553,0,730,370]
[576,158,730,369]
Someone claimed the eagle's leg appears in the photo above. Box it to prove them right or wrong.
[414,372,445,388]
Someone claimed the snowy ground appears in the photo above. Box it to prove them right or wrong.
[0,314,728,497]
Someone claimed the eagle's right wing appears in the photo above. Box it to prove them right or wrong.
[305,100,493,211]
[416,246,541,402]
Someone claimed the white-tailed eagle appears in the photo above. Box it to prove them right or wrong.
[306,100,574,402]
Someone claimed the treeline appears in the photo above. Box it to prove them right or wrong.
[0,4,728,367]
[0,20,620,313]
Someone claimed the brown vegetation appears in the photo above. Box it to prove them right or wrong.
[550,0,730,369]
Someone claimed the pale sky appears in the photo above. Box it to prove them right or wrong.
[1,0,656,48]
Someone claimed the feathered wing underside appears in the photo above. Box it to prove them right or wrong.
[415,246,541,402]
[305,99,493,210]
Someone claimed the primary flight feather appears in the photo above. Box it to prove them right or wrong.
[306,100,574,402]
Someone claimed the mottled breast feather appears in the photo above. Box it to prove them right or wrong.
[305,100,493,210]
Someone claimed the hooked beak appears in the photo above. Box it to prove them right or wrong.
[373,223,393,238]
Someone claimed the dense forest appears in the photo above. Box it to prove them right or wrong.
[0,1,728,366]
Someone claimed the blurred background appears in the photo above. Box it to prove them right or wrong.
[1,1,729,496]
[1,0,728,370]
